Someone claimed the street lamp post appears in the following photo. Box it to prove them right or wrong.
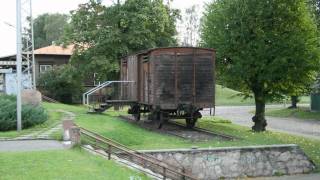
[16,0,22,131]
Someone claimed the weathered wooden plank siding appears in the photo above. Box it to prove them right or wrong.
[195,54,215,107]
[121,48,215,110]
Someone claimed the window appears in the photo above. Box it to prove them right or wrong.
[39,65,52,74]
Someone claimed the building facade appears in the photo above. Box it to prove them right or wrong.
[0,45,75,94]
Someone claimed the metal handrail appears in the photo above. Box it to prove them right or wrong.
[80,127,198,180]
[80,127,177,166]
[82,81,112,105]
[81,145,163,179]
[82,81,134,105]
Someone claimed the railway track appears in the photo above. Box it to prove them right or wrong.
[167,121,239,141]
[119,115,239,141]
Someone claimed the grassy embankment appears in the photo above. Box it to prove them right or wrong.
[216,85,254,106]
[43,103,320,172]
[266,107,320,121]
[0,110,63,139]
[216,85,310,106]
[0,85,310,139]
[0,149,149,180]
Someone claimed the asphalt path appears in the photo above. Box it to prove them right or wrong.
[0,140,68,152]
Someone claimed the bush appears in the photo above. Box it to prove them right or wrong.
[37,65,84,104]
[312,76,320,94]
[0,95,48,131]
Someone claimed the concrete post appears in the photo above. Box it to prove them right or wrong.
[62,120,75,141]
[70,127,81,146]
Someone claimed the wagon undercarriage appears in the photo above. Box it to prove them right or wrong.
[128,103,203,129]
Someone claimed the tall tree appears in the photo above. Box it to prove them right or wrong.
[309,0,320,24]
[63,0,179,81]
[288,0,320,109]
[33,13,69,49]
[201,0,320,131]
[182,5,200,47]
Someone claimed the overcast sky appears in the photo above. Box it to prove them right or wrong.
[0,0,211,56]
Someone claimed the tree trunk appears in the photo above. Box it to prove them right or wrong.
[289,96,298,109]
[252,92,267,132]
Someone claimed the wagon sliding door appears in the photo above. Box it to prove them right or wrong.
[153,52,176,109]
[177,50,214,108]
[126,56,139,101]
[139,55,150,104]
[194,51,215,108]
[176,51,194,105]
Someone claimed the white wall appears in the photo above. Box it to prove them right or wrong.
[5,73,32,95]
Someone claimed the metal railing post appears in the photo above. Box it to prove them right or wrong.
[94,139,97,148]
[163,167,166,180]
[182,167,186,180]
[83,94,86,105]
[107,144,111,160]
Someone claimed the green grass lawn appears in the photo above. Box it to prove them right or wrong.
[216,85,311,106]
[0,149,149,180]
[216,85,255,106]
[43,102,320,172]
[266,107,320,120]
[0,107,63,138]
[300,96,311,104]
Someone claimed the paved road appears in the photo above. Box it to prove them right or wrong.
[203,105,320,140]
[0,140,68,152]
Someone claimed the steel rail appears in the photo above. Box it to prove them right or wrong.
[118,115,239,141]
[167,121,240,140]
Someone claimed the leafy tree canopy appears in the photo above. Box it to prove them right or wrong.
[201,0,320,131]
[309,0,320,24]
[33,13,69,49]
[63,0,179,81]
[37,65,83,104]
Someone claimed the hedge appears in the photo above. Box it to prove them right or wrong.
[0,95,48,131]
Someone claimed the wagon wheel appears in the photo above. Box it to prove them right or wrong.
[186,111,201,129]
[133,112,140,121]
[157,112,164,129]
[131,104,140,121]
[148,111,157,121]
[186,118,197,129]
[155,112,169,129]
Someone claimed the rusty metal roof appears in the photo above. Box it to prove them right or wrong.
[122,47,215,59]
[34,45,74,55]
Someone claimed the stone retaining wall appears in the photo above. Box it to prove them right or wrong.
[139,144,315,179]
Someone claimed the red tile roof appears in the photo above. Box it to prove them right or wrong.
[34,45,74,55]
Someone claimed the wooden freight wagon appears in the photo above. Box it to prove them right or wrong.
[121,47,215,128]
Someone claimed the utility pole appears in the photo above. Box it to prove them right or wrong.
[16,0,22,131]
[15,0,35,131]
[20,0,35,89]
[30,0,36,89]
